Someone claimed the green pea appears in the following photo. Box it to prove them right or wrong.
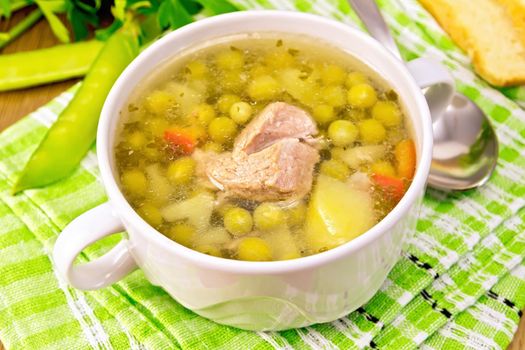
[222,70,245,91]
[138,203,163,227]
[321,85,346,107]
[202,141,223,153]
[265,50,295,69]
[147,118,169,136]
[192,104,216,126]
[168,223,196,247]
[216,50,244,71]
[121,169,148,196]
[229,101,253,125]
[143,147,161,162]
[167,157,196,185]
[237,237,272,261]
[248,75,280,100]
[372,101,402,127]
[127,131,146,150]
[195,244,222,257]
[358,119,386,143]
[253,203,286,231]
[320,64,346,85]
[347,83,377,109]
[320,159,350,181]
[186,61,208,79]
[346,109,366,120]
[208,117,238,144]
[145,90,172,115]
[312,104,336,125]
[224,207,253,236]
[345,71,368,88]
[287,202,307,228]
[217,94,241,114]
[330,147,346,161]
[328,120,358,147]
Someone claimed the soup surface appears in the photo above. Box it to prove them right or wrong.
[114,34,416,261]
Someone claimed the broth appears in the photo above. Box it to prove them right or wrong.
[114,33,416,261]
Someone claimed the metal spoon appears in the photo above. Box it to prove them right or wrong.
[348,0,498,190]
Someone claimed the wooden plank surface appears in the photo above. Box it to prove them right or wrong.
[512,318,525,350]
[0,6,78,130]
[1,6,525,350]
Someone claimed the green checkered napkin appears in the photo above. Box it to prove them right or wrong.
[1,0,525,349]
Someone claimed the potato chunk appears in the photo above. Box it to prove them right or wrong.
[265,227,301,260]
[166,82,204,115]
[161,192,215,232]
[337,145,385,169]
[305,175,375,251]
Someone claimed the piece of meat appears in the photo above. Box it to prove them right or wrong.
[198,138,319,202]
[193,102,320,202]
[234,102,318,155]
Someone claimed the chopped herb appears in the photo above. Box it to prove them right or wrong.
[128,103,139,112]
[386,89,398,101]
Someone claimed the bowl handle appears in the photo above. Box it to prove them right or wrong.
[406,57,455,123]
[53,202,137,290]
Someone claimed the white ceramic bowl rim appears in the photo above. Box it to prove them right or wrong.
[98,11,433,274]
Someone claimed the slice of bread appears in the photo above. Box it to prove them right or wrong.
[496,0,525,46]
[419,0,525,87]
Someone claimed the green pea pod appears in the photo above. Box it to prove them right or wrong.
[0,40,103,91]
[13,30,139,194]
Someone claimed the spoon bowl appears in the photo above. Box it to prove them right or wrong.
[429,94,498,190]
[348,0,499,191]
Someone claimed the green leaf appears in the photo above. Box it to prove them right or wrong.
[128,1,152,11]
[35,0,70,43]
[66,0,100,41]
[158,0,193,30]
[0,8,42,50]
[125,0,157,13]
[36,0,67,12]
[1,0,34,18]
[112,0,126,20]
[95,19,123,41]
[68,9,96,40]
[74,0,100,14]
[139,12,162,44]
[0,0,11,18]
[180,0,202,15]
[196,0,238,14]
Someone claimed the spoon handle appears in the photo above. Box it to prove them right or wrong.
[347,0,402,60]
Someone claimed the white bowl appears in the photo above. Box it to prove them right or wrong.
[53,11,452,331]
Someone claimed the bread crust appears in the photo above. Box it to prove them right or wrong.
[496,0,525,46]
[419,0,525,87]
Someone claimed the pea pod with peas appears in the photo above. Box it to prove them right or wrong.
[9,0,240,194]
[0,40,103,92]
[13,30,140,193]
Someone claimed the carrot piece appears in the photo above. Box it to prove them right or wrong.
[185,125,207,142]
[395,139,416,180]
[164,129,196,155]
[372,174,405,201]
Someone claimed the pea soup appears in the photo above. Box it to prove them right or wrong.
[114,34,416,261]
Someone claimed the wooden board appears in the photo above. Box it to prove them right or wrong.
[0,6,78,130]
[1,6,524,350]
